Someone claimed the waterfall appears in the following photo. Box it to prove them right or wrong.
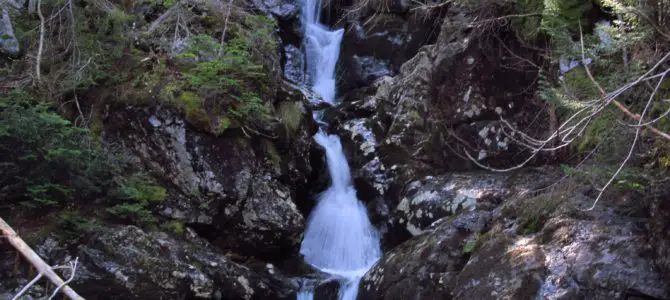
[298,1,381,299]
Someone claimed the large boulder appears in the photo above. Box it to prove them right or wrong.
[359,172,670,300]
[358,210,489,300]
[26,225,299,299]
[393,168,559,237]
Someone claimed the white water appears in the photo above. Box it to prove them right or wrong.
[298,1,381,299]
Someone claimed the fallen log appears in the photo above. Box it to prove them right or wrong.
[0,217,84,300]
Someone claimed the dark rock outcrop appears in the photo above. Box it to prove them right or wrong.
[393,169,558,237]
[101,82,318,259]
[338,11,440,91]
[330,3,546,249]
[27,226,298,299]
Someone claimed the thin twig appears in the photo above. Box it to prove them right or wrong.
[12,273,44,300]
[49,258,79,300]
[218,0,234,57]
[580,68,660,211]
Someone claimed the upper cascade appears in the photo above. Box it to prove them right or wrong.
[302,0,344,104]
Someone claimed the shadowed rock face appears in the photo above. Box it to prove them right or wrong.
[337,11,441,92]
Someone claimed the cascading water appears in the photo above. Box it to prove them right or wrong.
[298,0,381,299]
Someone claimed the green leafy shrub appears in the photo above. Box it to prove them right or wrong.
[58,210,101,240]
[162,221,186,235]
[0,90,112,208]
[108,173,166,227]
[277,101,304,135]
[0,90,167,229]
[160,15,280,134]
[462,234,479,254]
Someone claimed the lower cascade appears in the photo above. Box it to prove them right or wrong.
[298,0,381,299]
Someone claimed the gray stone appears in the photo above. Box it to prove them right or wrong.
[283,44,304,84]
[252,0,300,19]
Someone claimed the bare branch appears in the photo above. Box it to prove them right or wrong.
[12,273,44,300]
[580,65,660,211]
[0,218,84,300]
[147,5,177,34]
[49,258,79,300]
[218,0,234,57]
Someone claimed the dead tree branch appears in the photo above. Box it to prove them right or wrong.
[464,22,670,211]
[218,0,234,57]
[0,217,84,300]
[36,0,45,83]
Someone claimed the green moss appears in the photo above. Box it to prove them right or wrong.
[277,101,303,134]
[179,91,201,112]
[212,117,232,136]
[562,164,649,192]
[508,193,563,235]
[262,139,282,169]
[519,215,543,234]
[162,221,185,235]
[191,260,203,271]
[576,107,620,154]
[201,16,220,28]
[177,91,210,130]
[58,210,100,240]
[462,234,479,254]
[115,173,167,202]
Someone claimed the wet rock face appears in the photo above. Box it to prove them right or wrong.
[215,173,304,255]
[101,94,314,258]
[283,44,305,84]
[32,226,298,299]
